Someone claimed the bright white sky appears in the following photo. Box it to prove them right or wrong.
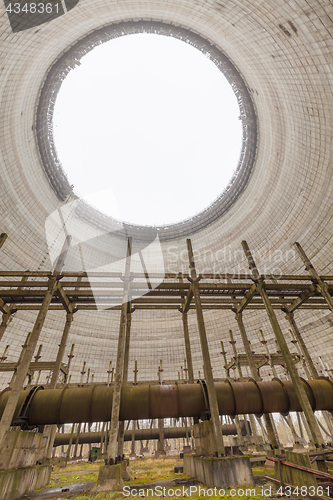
[53,34,242,226]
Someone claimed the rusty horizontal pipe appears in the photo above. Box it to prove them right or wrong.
[53,421,249,447]
[1,379,333,426]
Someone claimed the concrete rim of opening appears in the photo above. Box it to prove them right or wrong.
[37,21,257,241]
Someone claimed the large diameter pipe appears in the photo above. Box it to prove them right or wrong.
[1,379,333,426]
[53,421,249,447]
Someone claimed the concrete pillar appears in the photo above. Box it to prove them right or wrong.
[228,331,261,447]
[50,313,74,386]
[100,421,106,455]
[220,340,247,447]
[106,238,131,463]
[131,420,136,457]
[235,313,279,449]
[182,311,194,383]
[145,419,154,451]
[80,423,87,458]
[242,240,325,448]
[42,312,74,459]
[73,423,81,458]
[157,418,165,453]
[300,412,315,446]
[187,239,225,456]
[259,329,300,446]
[107,306,127,462]
[66,423,75,459]
[118,310,132,457]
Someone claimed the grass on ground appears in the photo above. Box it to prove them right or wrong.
[45,456,275,499]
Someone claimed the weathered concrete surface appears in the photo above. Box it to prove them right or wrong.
[277,451,318,488]
[0,464,51,500]
[193,420,219,456]
[92,464,124,492]
[121,460,132,480]
[0,429,44,470]
[184,454,254,488]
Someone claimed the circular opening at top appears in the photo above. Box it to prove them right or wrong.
[53,33,242,227]
[37,22,257,240]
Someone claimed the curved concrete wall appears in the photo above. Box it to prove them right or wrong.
[0,1,333,384]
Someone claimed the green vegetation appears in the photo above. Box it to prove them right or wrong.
[252,467,274,476]
[41,456,275,499]
[47,471,98,488]
[128,457,186,483]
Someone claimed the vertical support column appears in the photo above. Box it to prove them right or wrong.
[66,424,75,459]
[133,360,138,385]
[80,362,86,386]
[235,313,279,448]
[242,240,325,448]
[131,420,136,457]
[107,361,113,386]
[220,340,246,446]
[50,313,74,387]
[118,308,133,457]
[64,344,75,383]
[100,422,106,456]
[181,306,194,384]
[157,418,165,454]
[187,239,225,456]
[44,313,75,458]
[259,329,300,446]
[73,423,81,458]
[156,360,165,455]
[220,341,230,379]
[229,330,261,447]
[106,238,132,463]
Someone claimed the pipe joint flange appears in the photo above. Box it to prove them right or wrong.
[12,385,44,430]
[88,384,98,424]
[56,384,70,425]
[224,378,237,417]
[197,379,210,420]
[300,377,316,410]
[272,377,290,417]
[248,378,264,418]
